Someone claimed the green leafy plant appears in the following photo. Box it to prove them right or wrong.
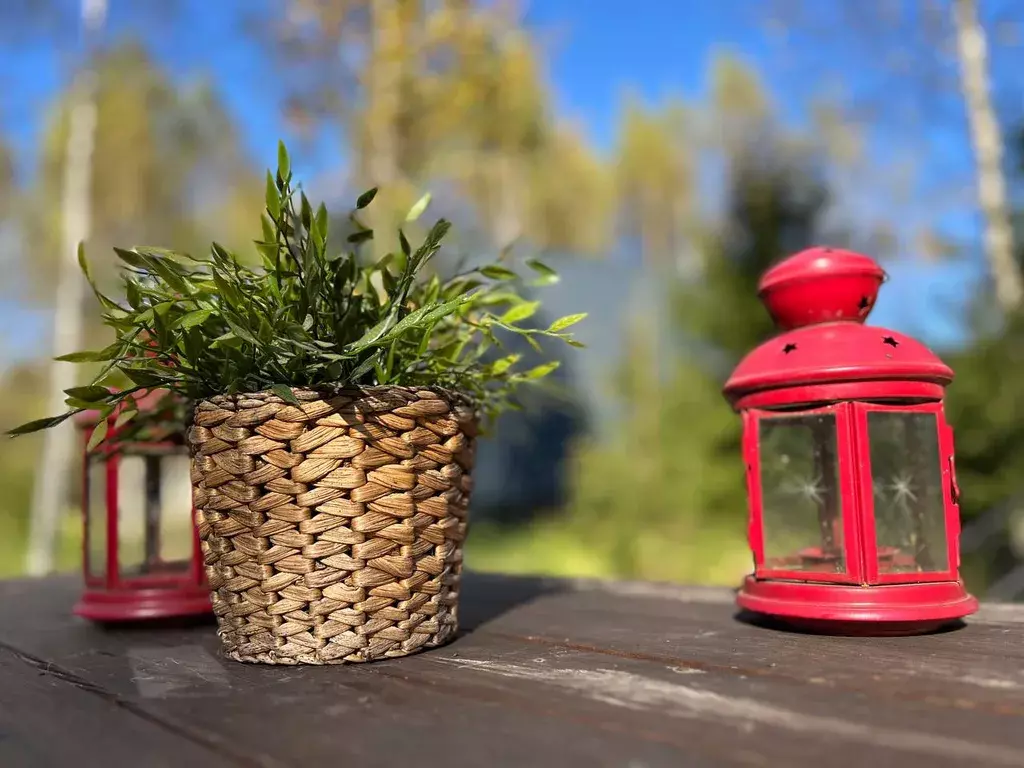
[10,142,584,443]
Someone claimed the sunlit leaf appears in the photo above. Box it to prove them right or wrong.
[492,354,521,375]
[277,139,291,180]
[547,313,587,332]
[501,301,540,325]
[520,362,560,380]
[406,192,431,222]
[265,171,281,219]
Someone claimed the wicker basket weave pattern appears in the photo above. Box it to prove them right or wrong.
[189,386,476,665]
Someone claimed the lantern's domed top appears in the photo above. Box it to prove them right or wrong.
[759,246,887,330]
[725,247,953,403]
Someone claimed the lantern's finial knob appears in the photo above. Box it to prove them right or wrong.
[758,247,887,331]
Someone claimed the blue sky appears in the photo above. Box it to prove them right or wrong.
[0,0,1006,365]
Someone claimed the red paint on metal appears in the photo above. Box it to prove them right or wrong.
[726,247,977,633]
[737,576,977,635]
[732,380,945,411]
[73,586,212,623]
[758,246,886,329]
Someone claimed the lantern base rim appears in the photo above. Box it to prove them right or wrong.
[737,576,978,636]
[75,585,212,623]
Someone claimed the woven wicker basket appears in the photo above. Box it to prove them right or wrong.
[188,386,476,665]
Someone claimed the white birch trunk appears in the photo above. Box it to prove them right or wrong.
[25,0,106,575]
[366,0,401,188]
[953,0,1022,310]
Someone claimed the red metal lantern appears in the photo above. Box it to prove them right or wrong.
[724,247,978,634]
[75,390,211,622]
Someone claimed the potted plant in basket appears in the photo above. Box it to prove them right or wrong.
[11,142,585,665]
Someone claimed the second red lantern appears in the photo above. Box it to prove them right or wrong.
[724,247,977,635]
[75,390,211,622]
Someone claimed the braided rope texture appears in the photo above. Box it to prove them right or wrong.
[189,386,476,665]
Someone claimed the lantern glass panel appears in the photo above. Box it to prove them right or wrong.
[158,454,194,564]
[867,411,948,573]
[118,449,193,578]
[117,455,148,576]
[85,458,107,578]
[758,413,844,573]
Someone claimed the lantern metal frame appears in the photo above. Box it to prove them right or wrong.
[75,394,211,622]
[725,247,977,634]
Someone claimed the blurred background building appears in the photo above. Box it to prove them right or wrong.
[2,0,1024,597]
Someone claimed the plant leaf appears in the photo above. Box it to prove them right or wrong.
[347,314,396,353]
[63,385,111,403]
[265,171,281,219]
[86,419,109,451]
[347,230,374,244]
[77,242,91,280]
[315,202,329,242]
[7,412,77,436]
[406,192,431,222]
[114,408,138,430]
[270,384,300,405]
[350,352,381,381]
[481,264,518,281]
[547,313,587,332]
[500,300,540,325]
[173,309,215,330]
[55,348,118,363]
[521,361,560,380]
[113,247,147,269]
[526,258,559,285]
[277,140,291,180]
[356,188,378,209]
[491,354,520,375]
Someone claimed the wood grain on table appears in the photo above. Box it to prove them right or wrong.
[1,574,1022,768]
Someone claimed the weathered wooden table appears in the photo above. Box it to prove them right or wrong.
[2,574,1023,768]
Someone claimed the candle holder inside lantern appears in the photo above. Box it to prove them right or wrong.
[76,390,211,622]
[724,247,977,635]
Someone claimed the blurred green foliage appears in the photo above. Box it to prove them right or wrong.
[3,5,1024,596]
[470,139,837,585]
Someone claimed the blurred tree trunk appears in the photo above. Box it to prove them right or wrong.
[614,97,693,271]
[952,0,1022,309]
[21,36,258,573]
[25,43,260,295]
[760,0,1024,293]
[26,0,105,576]
[363,0,401,189]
